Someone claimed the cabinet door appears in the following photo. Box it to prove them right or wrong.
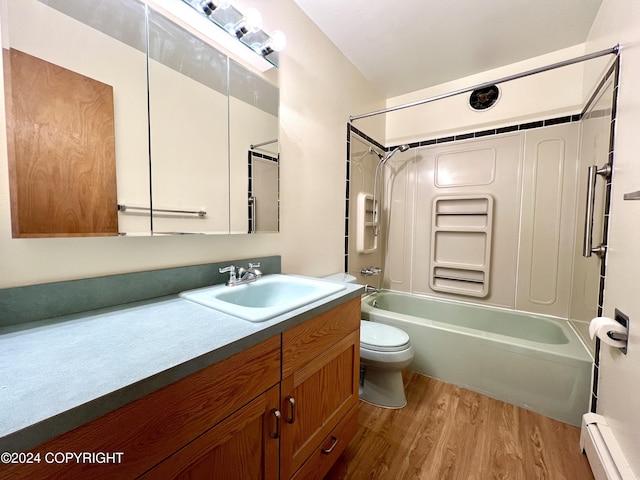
[280,329,360,479]
[142,385,280,480]
[5,48,118,237]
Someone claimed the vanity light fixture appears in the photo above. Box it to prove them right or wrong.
[176,0,285,69]
[146,0,284,70]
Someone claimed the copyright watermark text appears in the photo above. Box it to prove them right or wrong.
[1,451,124,464]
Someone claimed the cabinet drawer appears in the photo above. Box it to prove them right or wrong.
[290,403,359,480]
[2,335,281,480]
[282,297,360,377]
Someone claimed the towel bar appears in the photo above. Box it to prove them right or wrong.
[117,204,206,217]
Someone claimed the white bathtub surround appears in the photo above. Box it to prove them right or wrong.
[381,123,580,321]
[362,291,592,426]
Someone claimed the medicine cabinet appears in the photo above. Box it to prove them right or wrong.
[1,0,279,237]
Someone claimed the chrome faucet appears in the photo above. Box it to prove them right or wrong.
[364,285,380,294]
[219,262,262,286]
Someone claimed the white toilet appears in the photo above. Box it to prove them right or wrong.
[359,320,414,408]
[322,273,414,408]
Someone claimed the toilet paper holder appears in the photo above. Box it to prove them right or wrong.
[611,309,629,355]
[606,330,628,341]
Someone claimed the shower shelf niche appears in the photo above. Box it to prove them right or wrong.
[356,192,377,253]
[430,195,493,297]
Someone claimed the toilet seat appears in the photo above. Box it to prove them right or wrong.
[360,321,410,352]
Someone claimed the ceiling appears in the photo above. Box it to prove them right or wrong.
[293,0,603,98]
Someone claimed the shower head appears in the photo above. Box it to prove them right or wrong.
[381,144,410,164]
[369,146,384,160]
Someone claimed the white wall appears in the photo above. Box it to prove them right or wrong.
[585,0,640,474]
[0,0,385,288]
[383,45,610,145]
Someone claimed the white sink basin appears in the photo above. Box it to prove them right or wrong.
[179,274,346,322]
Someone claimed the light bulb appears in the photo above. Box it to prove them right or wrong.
[269,30,287,52]
[243,8,263,34]
[256,30,287,56]
[231,7,263,38]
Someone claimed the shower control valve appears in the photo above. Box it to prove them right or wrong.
[360,266,382,276]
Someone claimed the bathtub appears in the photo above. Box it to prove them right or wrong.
[361,291,592,426]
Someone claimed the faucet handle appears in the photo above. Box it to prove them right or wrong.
[219,265,237,281]
[219,265,238,285]
[247,262,262,278]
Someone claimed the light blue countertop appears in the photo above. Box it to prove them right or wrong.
[0,281,363,452]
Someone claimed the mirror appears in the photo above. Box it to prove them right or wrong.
[1,0,150,236]
[1,0,280,237]
[229,60,279,233]
[147,9,230,235]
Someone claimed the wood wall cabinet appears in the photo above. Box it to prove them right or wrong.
[3,48,118,237]
[1,299,360,480]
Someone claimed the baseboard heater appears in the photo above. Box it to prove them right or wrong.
[581,413,637,479]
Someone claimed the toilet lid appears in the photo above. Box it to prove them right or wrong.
[360,321,410,352]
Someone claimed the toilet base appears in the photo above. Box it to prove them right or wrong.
[359,367,407,409]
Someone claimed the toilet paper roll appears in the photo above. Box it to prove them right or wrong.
[589,317,627,348]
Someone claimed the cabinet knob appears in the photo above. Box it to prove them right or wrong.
[270,409,281,439]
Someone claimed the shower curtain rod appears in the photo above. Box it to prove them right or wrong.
[349,45,619,122]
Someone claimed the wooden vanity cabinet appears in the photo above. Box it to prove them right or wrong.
[1,336,281,480]
[280,297,361,480]
[1,298,360,480]
[141,298,361,480]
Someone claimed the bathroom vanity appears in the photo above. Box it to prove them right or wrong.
[0,269,361,479]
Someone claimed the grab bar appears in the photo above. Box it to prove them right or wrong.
[582,164,611,258]
[248,196,256,233]
[117,204,206,217]
[434,211,488,216]
[250,139,278,149]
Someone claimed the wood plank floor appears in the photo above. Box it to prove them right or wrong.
[325,371,594,480]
